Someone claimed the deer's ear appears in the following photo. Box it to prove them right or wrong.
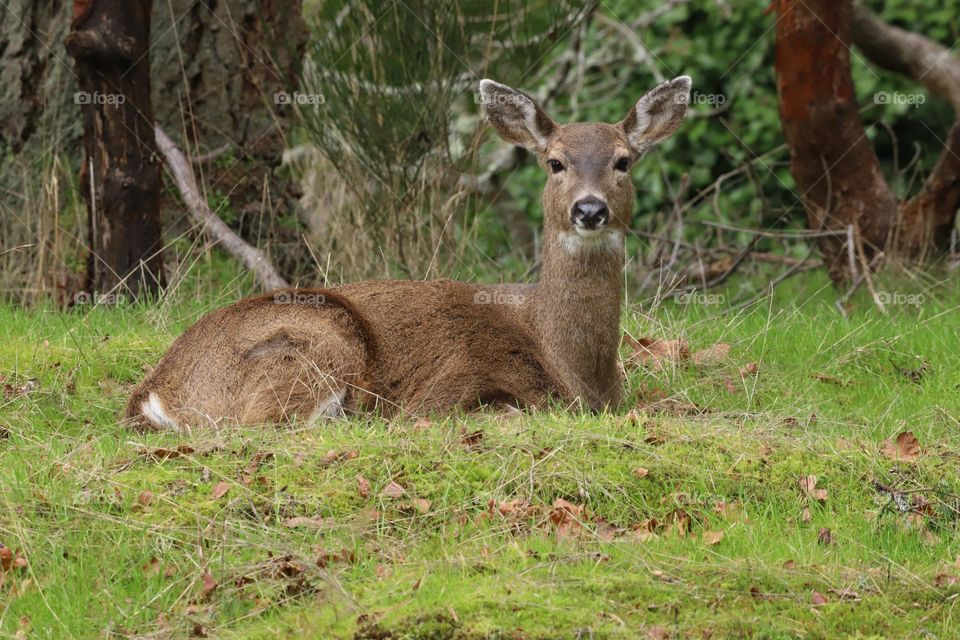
[620,76,691,156]
[479,79,556,152]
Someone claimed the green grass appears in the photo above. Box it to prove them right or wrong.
[1,270,959,639]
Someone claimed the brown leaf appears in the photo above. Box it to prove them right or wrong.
[692,343,731,366]
[200,572,218,599]
[413,417,433,430]
[411,497,432,514]
[703,530,724,546]
[356,474,371,498]
[625,336,690,370]
[142,556,161,577]
[1,545,13,571]
[648,625,671,639]
[375,564,392,579]
[550,498,585,538]
[210,481,230,500]
[880,431,922,461]
[138,490,154,507]
[319,449,357,467]
[381,481,405,499]
[459,428,483,448]
[632,467,650,479]
[817,527,833,545]
[783,560,797,570]
[798,475,828,503]
[801,507,812,523]
[811,591,828,606]
[283,516,330,530]
[142,445,196,461]
[739,362,759,377]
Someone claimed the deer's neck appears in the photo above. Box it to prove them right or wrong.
[532,225,625,409]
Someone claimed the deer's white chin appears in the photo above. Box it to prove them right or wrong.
[560,228,623,253]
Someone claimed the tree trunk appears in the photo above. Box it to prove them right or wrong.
[774,0,899,282]
[776,0,960,279]
[66,0,165,299]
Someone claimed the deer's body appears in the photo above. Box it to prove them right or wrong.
[125,76,690,430]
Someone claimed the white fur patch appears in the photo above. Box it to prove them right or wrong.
[308,389,346,422]
[141,392,180,432]
[560,229,624,254]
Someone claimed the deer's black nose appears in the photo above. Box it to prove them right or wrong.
[571,196,609,230]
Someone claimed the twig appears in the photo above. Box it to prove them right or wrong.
[155,125,289,291]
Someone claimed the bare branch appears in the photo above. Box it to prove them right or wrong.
[155,125,289,292]
[852,3,960,113]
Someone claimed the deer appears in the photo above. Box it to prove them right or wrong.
[124,76,691,431]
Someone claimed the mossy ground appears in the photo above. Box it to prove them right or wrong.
[1,270,959,639]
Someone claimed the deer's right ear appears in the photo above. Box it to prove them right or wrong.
[479,79,556,152]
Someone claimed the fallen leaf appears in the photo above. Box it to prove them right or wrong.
[648,626,671,639]
[413,417,433,430]
[319,449,357,467]
[211,482,230,500]
[375,564,392,579]
[357,474,371,498]
[138,490,154,507]
[817,527,833,545]
[411,498,432,514]
[381,481,405,499]
[798,475,828,503]
[692,343,731,366]
[142,445,196,460]
[283,516,329,530]
[1,545,13,571]
[880,431,922,461]
[459,428,483,448]
[811,591,828,606]
[739,362,759,377]
[142,556,161,577]
[200,572,218,599]
[632,467,650,479]
[626,336,690,370]
[703,530,724,546]
[550,498,585,538]
[829,587,860,601]
[783,560,797,570]
[801,507,812,523]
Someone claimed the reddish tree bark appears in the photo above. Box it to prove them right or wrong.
[66,0,164,299]
[774,0,898,281]
[775,0,960,280]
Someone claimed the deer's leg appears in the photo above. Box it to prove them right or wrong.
[231,326,367,425]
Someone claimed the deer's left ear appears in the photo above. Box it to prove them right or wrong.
[620,76,691,156]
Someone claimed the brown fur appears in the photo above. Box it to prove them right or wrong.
[125,77,690,429]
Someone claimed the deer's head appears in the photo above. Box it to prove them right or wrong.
[479,77,691,252]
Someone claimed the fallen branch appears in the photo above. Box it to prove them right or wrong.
[155,125,289,291]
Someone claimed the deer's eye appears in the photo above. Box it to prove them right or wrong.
[547,159,565,173]
[614,156,630,172]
